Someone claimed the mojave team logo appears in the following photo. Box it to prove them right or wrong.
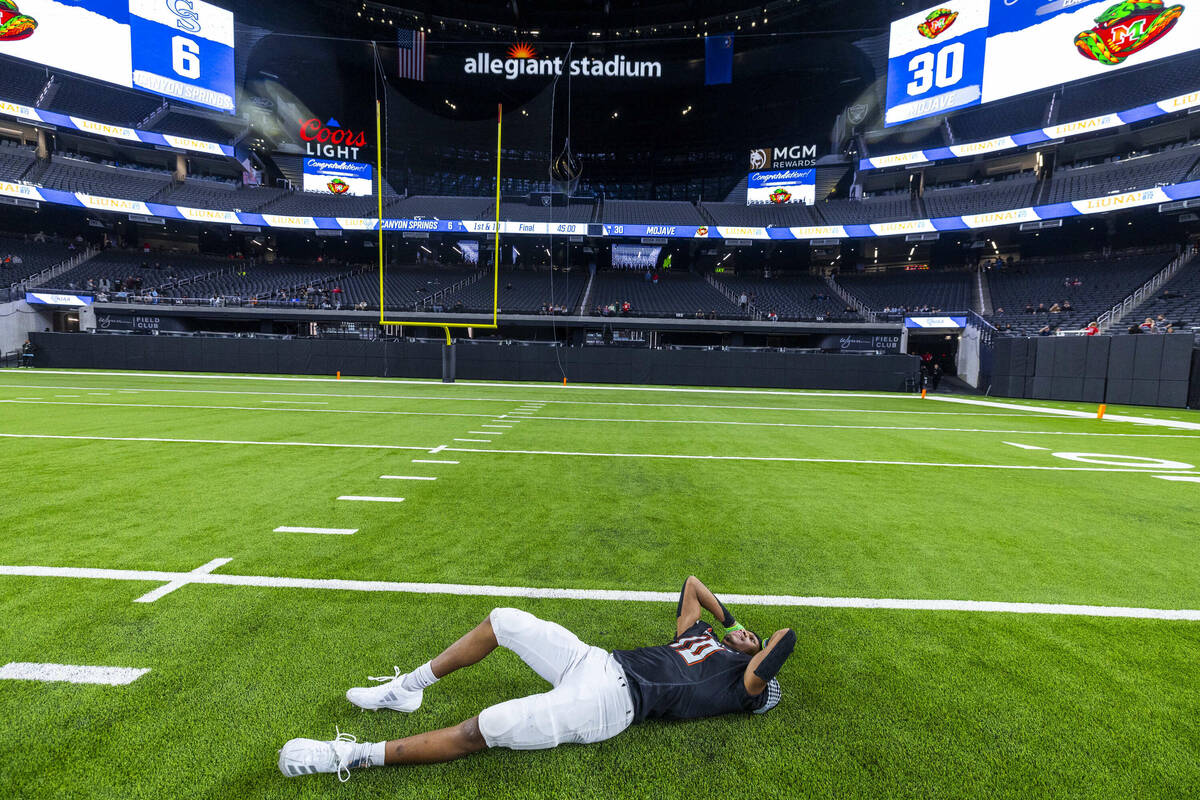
[749,149,769,170]
[0,0,37,41]
[917,8,958,39]
[1075,0,1184,65]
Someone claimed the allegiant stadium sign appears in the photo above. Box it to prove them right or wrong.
[464,45,663,80]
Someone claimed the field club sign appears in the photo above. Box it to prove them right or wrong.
[464,44,663,80]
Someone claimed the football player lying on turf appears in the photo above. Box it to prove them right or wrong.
[279,575,794,781]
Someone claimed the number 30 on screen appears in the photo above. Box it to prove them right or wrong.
[906,42,964,96]
[172,36,201,79]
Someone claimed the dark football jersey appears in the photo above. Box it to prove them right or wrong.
[611,620,774,722]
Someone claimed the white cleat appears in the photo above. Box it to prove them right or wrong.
[346,666,424,712]
[278,727,371,782]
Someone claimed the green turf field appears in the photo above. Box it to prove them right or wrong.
[1,369,1198,799]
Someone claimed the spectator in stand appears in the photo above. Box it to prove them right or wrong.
[1049,303,1062,313]
[1128,325,1142,334]
[1139,318,1155,332]
[1155,315,1169,330]
[767,310,778,322]
[1036,303,1047,313]
[738,292,748,310]
[1085,322,1099,336]
[1024,303,1034,314]
[1038,324,1053,336]
[1061,300,1073,312]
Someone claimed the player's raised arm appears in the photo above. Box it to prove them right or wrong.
[675,575,738,637]
[743,628,795,695]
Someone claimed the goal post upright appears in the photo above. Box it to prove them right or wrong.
[376,101,503,341]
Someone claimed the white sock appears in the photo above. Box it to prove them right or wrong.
[400,661,438,691]
[366,741,387,767]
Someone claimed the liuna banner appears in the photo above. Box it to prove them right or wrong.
[301,159,374,197]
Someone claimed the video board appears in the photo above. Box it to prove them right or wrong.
[885,0,1199,126]
[0,0,235,112]
[745,145,818,205]
[301,159,373,197]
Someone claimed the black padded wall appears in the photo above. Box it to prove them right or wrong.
[28,333,920,393]
[989,334,1192,408]
[1189,349,1200,409]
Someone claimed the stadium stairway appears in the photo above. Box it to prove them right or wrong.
[976,270,993,316]
[1103,249,1197,331]
[705,273,750,316]
[36,77,59,111]
[140,104,170,132]
[577,270,596,315]
[825,275,873,320]
[1124,251,1200,330]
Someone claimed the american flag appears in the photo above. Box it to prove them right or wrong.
[397,28,426,81]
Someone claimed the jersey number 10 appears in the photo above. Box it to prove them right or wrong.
[671,635,723,665]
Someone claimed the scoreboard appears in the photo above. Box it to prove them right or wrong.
[886,0,1200,126]
[1,0,235,113]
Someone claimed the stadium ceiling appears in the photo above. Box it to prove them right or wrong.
[243,0,890,41]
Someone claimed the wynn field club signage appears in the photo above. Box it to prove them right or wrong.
[463,44,663,79]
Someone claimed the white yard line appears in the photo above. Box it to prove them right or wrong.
[412,459,459,464]
[0,433,431,451]
[0,399,495,421]
[274,526,358,535]
[0,563,1197,621]
[4,395,1161,424]
[454,438,490,442]
[4,371,919,399]
[928,395,1200,431]
[0,432,1193,472]
[0,662,150,686]
[0,381,1090,415]
[133,557,232,603]
[436,445,1199,473]
[1155,476,1200,484]
[262,400,329,405]
[379,475,437,481]
[338,496,405,503]
[468,431,501,435]
[1003,442,1049,451]
[481,424,513,428]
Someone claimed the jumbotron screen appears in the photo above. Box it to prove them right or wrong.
[0,0,235,112]
[885,0,1200,126]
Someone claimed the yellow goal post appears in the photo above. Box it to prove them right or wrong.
[376,100,502,344]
